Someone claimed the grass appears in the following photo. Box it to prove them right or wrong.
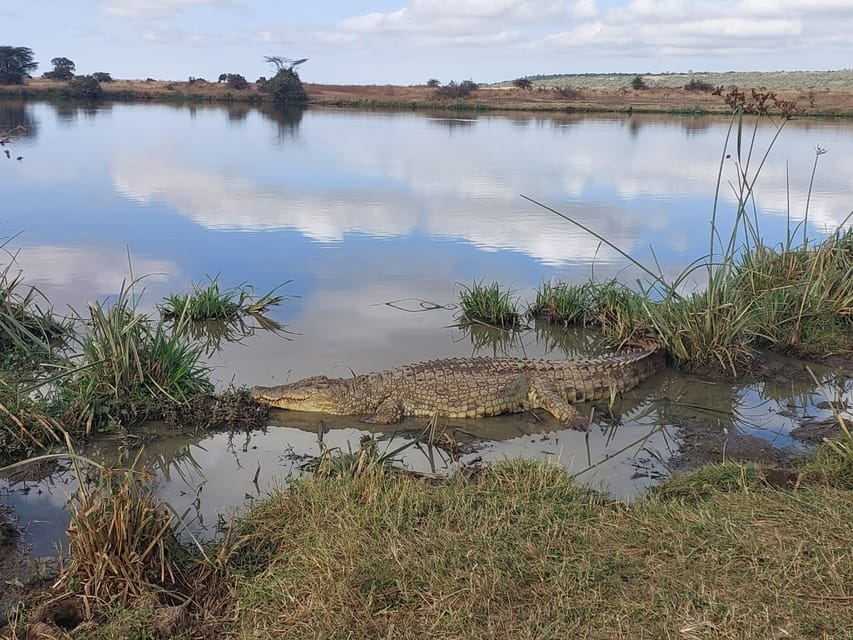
[457,279,523,328]
[519,103,853,372]
[220,455,852,639]
[158,275,288,322]
[66,281,213,432]
[0,253,68,369]
[2,422,849,639]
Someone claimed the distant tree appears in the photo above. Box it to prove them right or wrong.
[512,77,533,90]
[630,75,648,90]
[683,78,714,93]
[0,46,38,85]
[225,73,249,90]
[260,56,308,106]
[43,57,75,80]
[217,73,228,83]
[426,78,440,87]
[92,71,114,83]
[65,75,103,99]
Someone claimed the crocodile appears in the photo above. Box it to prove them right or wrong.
[250,348,665,431]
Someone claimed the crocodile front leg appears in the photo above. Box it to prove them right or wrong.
[362,397,403,424]
[529,377,590,431]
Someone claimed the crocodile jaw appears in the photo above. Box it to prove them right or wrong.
[250,376,350,413]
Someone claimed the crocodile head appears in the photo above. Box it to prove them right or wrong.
[250,376,351,413]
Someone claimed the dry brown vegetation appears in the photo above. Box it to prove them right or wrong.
[7,75,853,116]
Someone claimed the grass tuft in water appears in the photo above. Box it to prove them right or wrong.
[159,275,289,322]
[67,281,213,432]
[457,279,522,328]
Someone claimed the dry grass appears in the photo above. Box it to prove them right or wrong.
[223,459,853,640]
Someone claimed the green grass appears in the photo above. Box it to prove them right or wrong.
[159,275,288,322]
[67,281,213,431]
[457,279,522,328]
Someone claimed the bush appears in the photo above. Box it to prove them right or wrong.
[436,79,478,99]
[512,78,533,90]
[261,68,307,106]
[65,75,104,99]
[630,75,648,90]
[554,85,582,100]
[226,73,249,90]
[426,78,440,87]
[684,78,714,93]
[92,71,114,83]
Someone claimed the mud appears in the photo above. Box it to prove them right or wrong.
[670,418,796,471]
[790,418,847,445]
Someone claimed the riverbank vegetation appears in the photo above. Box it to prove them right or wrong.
[459,103,853,373]
[0,268,280,465]
[2,428,851,639]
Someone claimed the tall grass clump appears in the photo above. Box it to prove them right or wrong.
[159,275,288,322]
[0,379,67,464]
[68,282,213,431]
[457,279,522,328]
[0,256,68,368]
[525,94,849,372]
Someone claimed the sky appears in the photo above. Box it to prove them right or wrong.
[5,1,853,85]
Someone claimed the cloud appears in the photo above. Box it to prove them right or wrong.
[339,0,597,42]
[101,0,233,20]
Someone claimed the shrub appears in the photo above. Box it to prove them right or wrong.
[554,85,582,100]
[65,75,104,99]
[630,75,648,90]
[226,73,249,90]
[261,68,307,106]
[436,80,478,99]
[684,78,714,93]
[512,78,533,90]
[92,71,113,83]
[426,78,440,87]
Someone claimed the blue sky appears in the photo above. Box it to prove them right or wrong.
[6,1,853,84]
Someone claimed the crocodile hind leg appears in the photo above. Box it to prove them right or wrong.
[362,397,403,424]
[529,377,590,431]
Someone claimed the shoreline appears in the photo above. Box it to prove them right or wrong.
[4,78,853,117]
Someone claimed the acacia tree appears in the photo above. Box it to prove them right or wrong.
[43,57,75,80]
[0,46,38,85]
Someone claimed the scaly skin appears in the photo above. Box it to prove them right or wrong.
[250,349,665,431]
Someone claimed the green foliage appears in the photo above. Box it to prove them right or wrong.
[158,276,288,322]
[262,68,307,106]
[65,75,104,99]
[630,75,648,90]
[458,279,522,328]
[226,73,249,90]
[43,56,75,80]
[67,282,213,431]
[92,71,113,83]
[512,77,533,90]
[0,46,37,85]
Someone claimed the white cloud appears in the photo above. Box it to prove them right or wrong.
[101,0,233,20]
